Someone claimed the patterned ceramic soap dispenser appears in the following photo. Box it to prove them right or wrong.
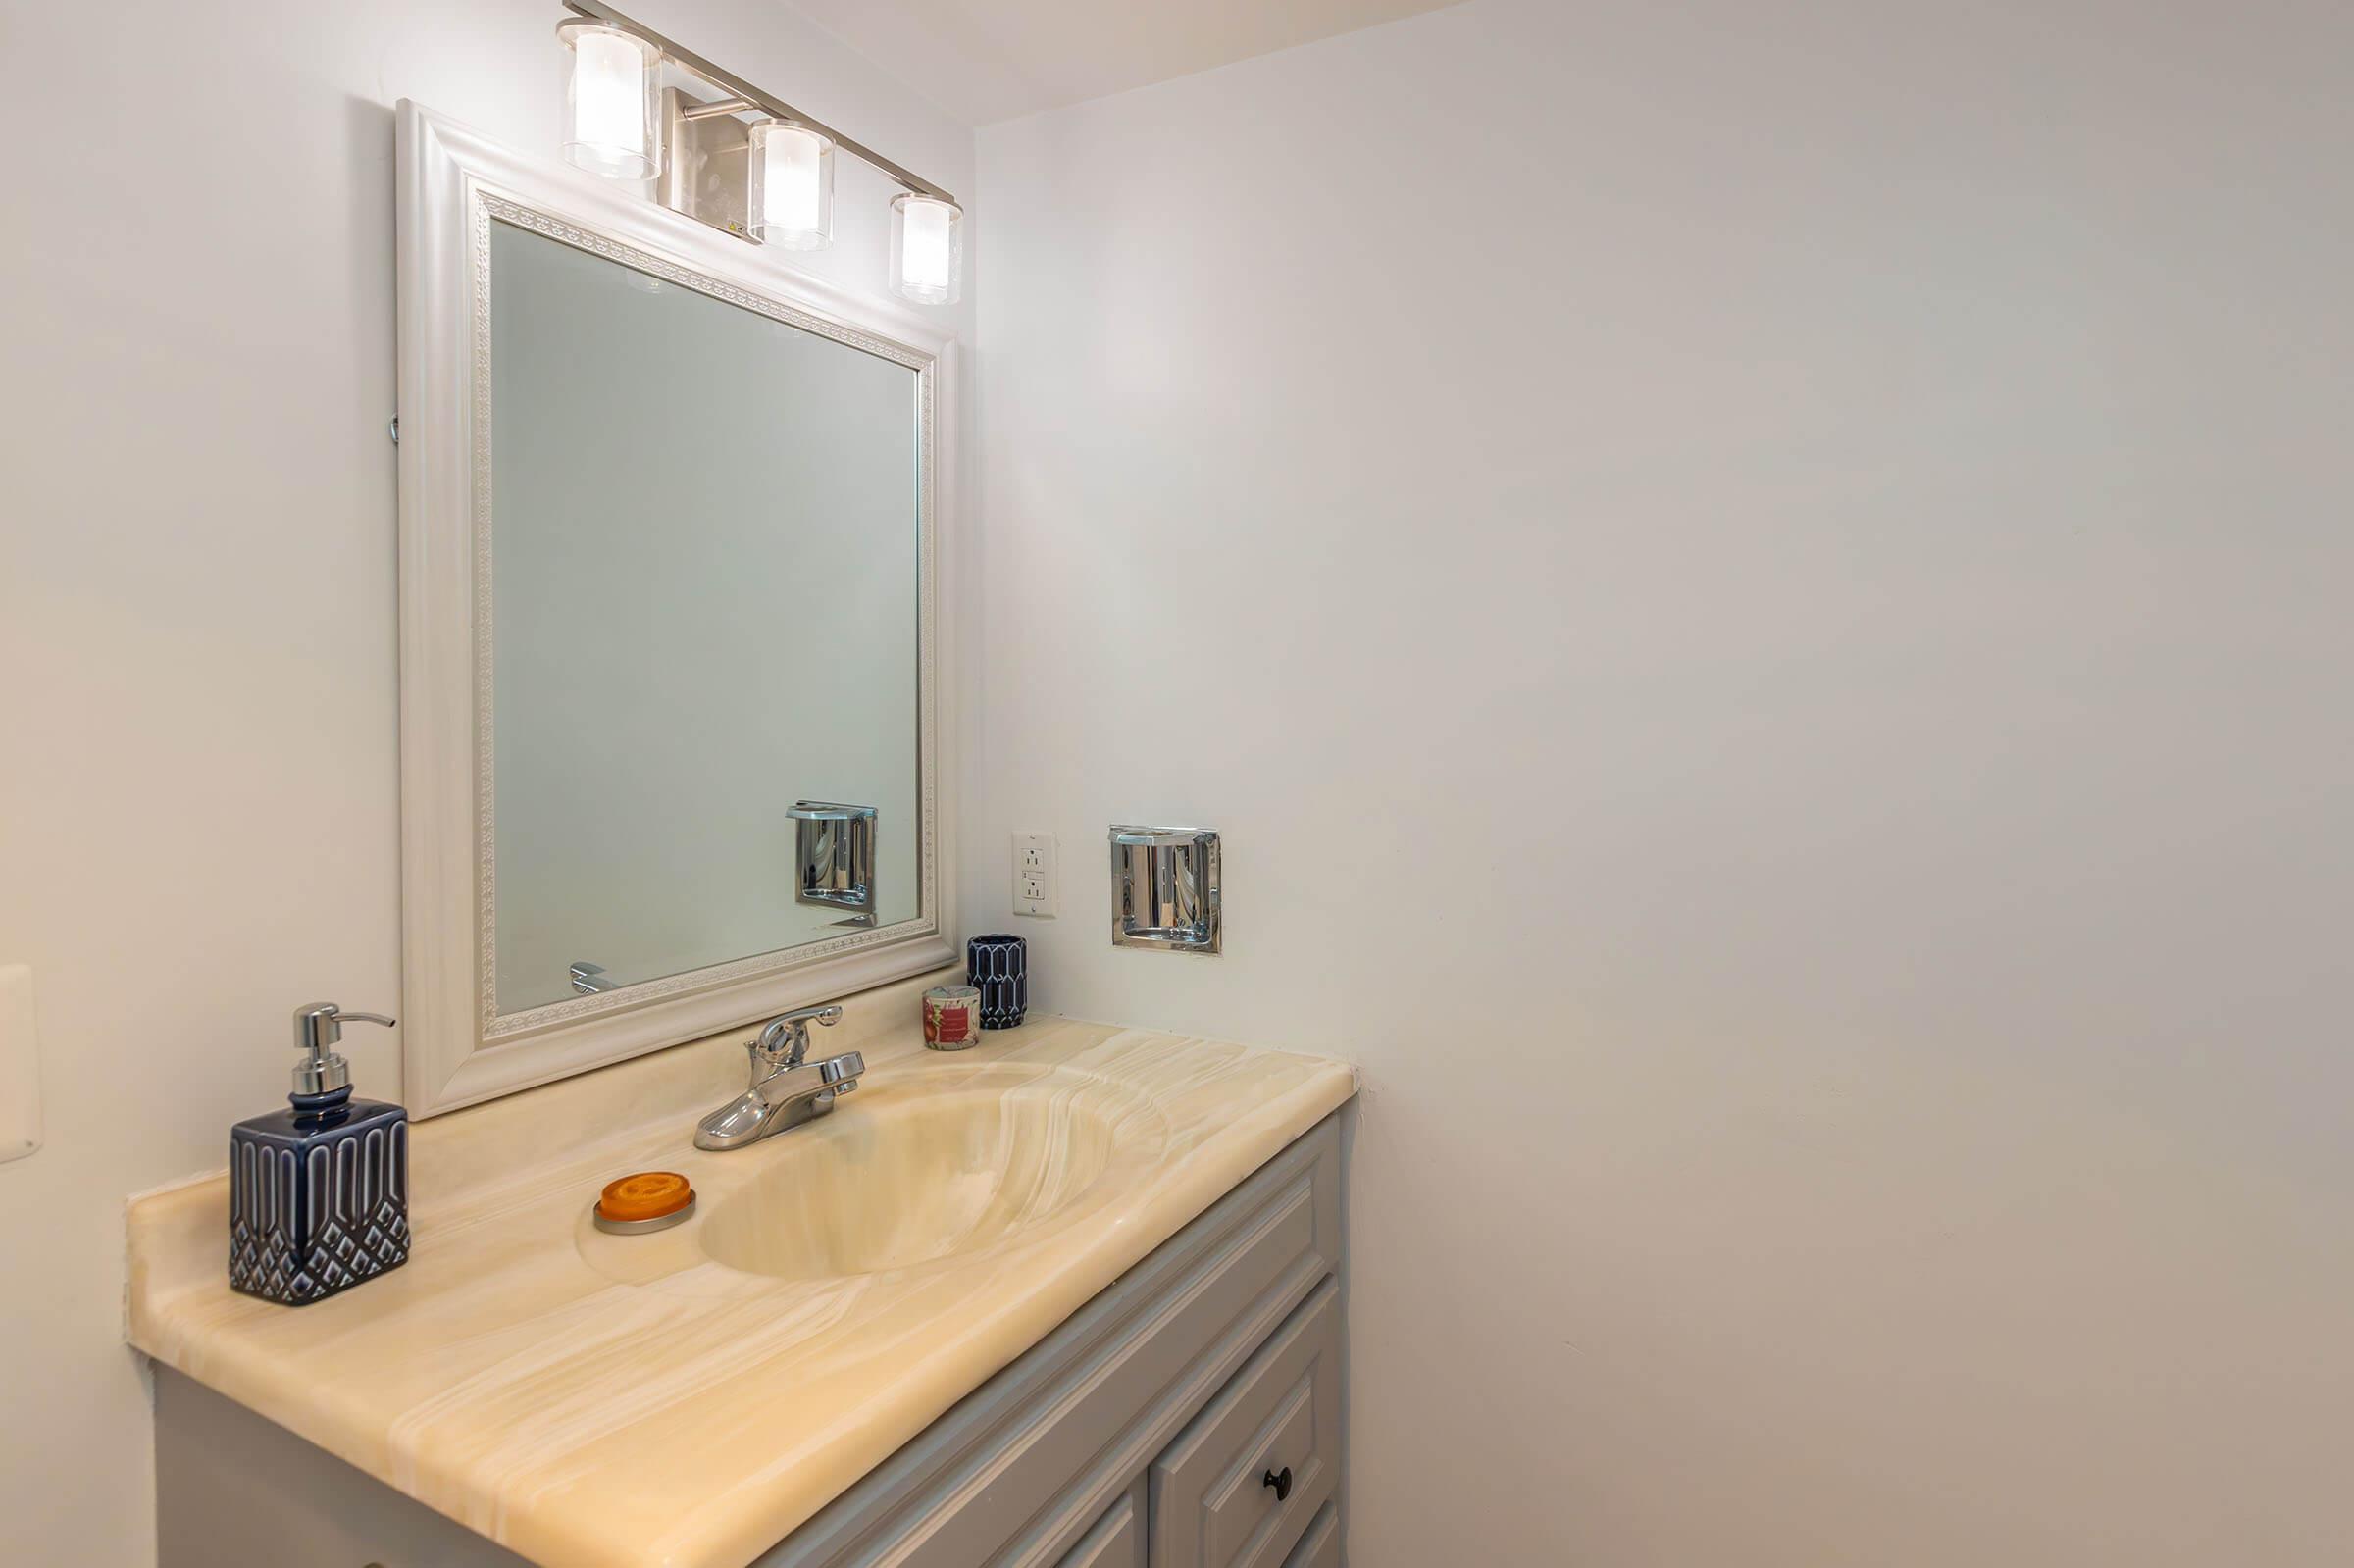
[228,1002,410,1306]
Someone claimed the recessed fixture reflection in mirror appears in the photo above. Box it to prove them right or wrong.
[559,20,662,179]
[791,802,878,926]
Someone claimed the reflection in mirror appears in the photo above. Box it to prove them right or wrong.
[487,220,920,1016]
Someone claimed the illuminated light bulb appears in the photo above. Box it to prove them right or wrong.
[891,194,963,305]
[748,121,834,249]
[559,21,661,180]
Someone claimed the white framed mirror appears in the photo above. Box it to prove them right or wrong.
[394,102,956,1115]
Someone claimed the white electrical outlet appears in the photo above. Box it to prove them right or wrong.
[1012,831,1057,917]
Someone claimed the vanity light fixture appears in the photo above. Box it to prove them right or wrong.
[554,0,961,301]
[890,194,965,306]
[557,20,661,180]
[748,120,834,250]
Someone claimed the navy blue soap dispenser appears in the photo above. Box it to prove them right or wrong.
[228,1002,410,1306]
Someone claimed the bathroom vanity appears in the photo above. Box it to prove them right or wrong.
[129,974,1356,1567]
[124,92,1357,1568]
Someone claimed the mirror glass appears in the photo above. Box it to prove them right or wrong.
[486,219,922,1016]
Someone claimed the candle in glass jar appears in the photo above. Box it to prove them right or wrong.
[923,985,981,1049]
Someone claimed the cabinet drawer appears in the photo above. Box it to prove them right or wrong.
[1279,1503,1339,1568]
[1053,1479,1145,1568]
[1151,1279,1340,1568]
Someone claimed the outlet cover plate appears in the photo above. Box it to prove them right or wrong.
[1012,831,1058,918]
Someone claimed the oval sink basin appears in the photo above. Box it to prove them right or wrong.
[697,1067,1165,1282]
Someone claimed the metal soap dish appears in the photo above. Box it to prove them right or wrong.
[1109,827,1220,954]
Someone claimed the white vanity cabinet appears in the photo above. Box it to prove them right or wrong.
[155,1116,1348,1568]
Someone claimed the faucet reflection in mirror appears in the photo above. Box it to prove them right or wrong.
[553,0,964,304]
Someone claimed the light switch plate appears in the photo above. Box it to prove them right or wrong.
[1012,831,1058,918]
[0,965,41,1164]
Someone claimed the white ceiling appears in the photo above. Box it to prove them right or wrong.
[789,0,1463,126]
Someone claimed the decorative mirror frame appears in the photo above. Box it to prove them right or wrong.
[394,101,957,1116]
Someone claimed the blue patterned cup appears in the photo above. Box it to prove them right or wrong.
[965,934,1028,1029]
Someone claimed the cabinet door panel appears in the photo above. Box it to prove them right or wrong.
[1280,1503,1340,1568]
[1054,1478,1146,1568]
[1151,1281,1340,1568]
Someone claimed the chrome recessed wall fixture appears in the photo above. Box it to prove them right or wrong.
[554,0,963,305]
[1109,828,1222,955]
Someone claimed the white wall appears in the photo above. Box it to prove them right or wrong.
[0,4,969,1562]
[967,2,2354,1561]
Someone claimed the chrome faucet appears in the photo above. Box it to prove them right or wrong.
[693,1004,865,1151]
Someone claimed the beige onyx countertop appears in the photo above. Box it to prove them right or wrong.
[126,970,1356,1568]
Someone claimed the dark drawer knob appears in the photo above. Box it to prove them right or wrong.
[1262,1465,1294,1502]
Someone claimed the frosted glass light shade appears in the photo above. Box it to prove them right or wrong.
[748,122,834,250]
[890,194,963,306]
[559,21,661,181]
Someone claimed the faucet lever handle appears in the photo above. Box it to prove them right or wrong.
[750,1003,845,1075]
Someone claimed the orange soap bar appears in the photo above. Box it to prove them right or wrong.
[597,1171,693,1222]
